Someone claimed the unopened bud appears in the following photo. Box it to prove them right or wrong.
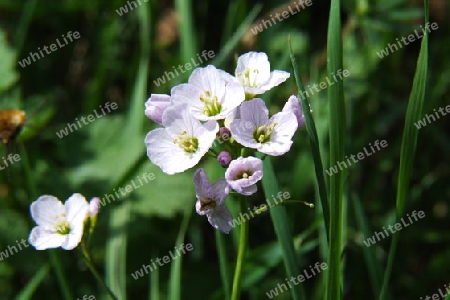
[89,197,101,216]
[217,151,232,167]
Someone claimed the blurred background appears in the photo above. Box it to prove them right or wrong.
[0,0,448,299]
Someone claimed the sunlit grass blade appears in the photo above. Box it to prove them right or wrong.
[16,264,50,300]
[379,1,429,298]
[216,230,231,300]
[149,265,160,300]
[326,0,346,298]
[168,207,192,300]
[260,156,305,300]
[289,39,330,243]
[230,197,249,300]
[175,0,197,68]
[105,202,129,300]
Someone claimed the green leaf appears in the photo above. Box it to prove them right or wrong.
[261,156,305,300]
[379,1,429,299]
[326,0,346,298]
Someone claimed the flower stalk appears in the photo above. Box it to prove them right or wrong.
[231,197,249,300]
[80,243,118,300]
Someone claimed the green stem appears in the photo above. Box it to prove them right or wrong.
[230,198,249,300]
[80,245,118,300]
[216,231,231,300]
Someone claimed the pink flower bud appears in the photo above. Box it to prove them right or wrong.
[89,197,101,216]
[219,127,231,142]
[217,151,232,167]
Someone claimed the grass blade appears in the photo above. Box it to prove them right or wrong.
[210,4,262,68]
[351,194,383,296]
[379,1,429,298]
[261,156,305,300]
[168,207,192,300]
[289,39,330,243]
[216,230,231,300]
[175,0,197,67]
[326,0,346,298]
[15,264,50,300]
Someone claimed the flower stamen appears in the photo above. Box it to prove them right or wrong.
[253,122,277,143]
[173,130,199,154]
[54,221,71,235]
[199,90,222,116]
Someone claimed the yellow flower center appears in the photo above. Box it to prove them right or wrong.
[173,130,199,154]
[253,122,277,143]
[55,220,71,235]
[237,171,252,180]
[199,90,222,116]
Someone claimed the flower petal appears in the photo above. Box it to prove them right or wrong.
[235,52,271,87]
[65,193,89,225]
[210,179,230,205]
[239,98,269,127]
[194,168,212,199]
[260,70,290,91]
[239,184,258,196]
[145,94,172,124]
[61,226,85,250]
[207,204,233,234]
[282,95,305,128]
[29,226,65,250]
[145,128,193,175]
[30,196,65,227]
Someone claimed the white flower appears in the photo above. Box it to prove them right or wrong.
[233,52,290,96]
[230,98,298,156]
[194,168,233,234]
[224,156,263,196]
[28,194,90,250]
[145,103,218,175]
[171,65,245,121]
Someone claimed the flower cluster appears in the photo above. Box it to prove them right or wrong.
[145,52,305,233]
